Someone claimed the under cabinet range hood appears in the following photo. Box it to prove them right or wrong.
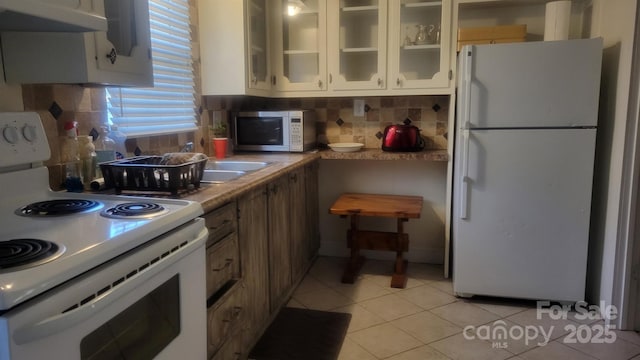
[0,0,107,32]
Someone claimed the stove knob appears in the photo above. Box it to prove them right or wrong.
[3,126,19,144]
[22,124,37,142]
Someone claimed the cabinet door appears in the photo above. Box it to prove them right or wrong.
[388,0,451,90]
[305,161,320,260]
[327,0,387,91]
[247,0,272,91]
[207,281,245,358]
[205,234,240,299]
[267,175,292,312]
[237,187,269,346]
[272,0,327,92]
[211,327,244,360]
[289,167,307,283]
[1,0,152,86]
[92,0,153,85]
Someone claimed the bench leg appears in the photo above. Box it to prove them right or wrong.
[342,214,365,283]
[390,218,408,288]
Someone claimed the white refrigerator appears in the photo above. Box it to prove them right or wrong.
[452,38,603,302]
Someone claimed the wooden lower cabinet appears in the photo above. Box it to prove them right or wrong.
[204,202,244,359]
[205,234,240,299]
[207,162,321,357]
[206,281,245,359]
[204,201,237,246]
[305,161,321,266]
[290,166,308,284]
[211,327,244,360]
[268,174,292,312]
[237,186,269,348]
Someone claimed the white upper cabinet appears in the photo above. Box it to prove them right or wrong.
[92,0,152,84]
[327,0,388,91]
[248,0,272,91]
[0,0,107,32]
[388,0,451,90]
[198,0,454,96]
[272,0,327,92]
[1,0,152,86]
[198,0,271,96]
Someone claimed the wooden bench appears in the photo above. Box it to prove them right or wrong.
[329,193,423,288]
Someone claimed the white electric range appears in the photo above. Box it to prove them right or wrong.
[0,112,208,360]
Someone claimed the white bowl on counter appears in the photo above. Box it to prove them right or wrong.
[328,143,364,153]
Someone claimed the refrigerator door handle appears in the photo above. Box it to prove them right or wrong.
[458,48,474,219]
[460,129,470,220]
[461,47,473,129]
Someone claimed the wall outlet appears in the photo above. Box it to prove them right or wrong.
[353,99,365,117]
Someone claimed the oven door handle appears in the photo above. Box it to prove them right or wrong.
[13,228,207,345]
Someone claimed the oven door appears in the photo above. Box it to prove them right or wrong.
[1,218,207,360]
[233,111,290,152]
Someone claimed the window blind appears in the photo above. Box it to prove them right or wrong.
[106,0,196,138]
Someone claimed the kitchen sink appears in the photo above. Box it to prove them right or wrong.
[205,160,271,172]
[201,170,247,183]
[201,161,272,183]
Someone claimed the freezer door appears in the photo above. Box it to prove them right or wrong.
[458,38,602,129]
[452,128,595,302]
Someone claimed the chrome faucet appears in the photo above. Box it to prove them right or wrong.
[181,142,194,152]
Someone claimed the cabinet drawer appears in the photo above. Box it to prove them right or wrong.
[205,202,237,246]
[206,233,240,297]
[211,328,244,360]
[207,281,245,358]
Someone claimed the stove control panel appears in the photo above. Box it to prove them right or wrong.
[0,112,50,168]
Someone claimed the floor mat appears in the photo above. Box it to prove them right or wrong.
[249,307,352,360]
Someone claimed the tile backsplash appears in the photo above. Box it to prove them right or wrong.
[21,84,202,190]
[20,83,449,190]
[202,95,450,151]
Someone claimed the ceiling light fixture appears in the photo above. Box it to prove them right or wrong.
[287,4,301,16]
[287,0,305,16]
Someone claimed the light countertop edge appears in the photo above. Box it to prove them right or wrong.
[184,152,320,212]
[182,149,448,213]
[318,148,449,161]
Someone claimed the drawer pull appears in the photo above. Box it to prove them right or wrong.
[209,219,230,231]
[222,306,243,324]
[211,258,233,272]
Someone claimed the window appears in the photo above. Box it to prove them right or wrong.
[106,0,197,138]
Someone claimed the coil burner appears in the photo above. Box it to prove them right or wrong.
[0,239,64,271]
[16,199,102,217]
[101,202,168,219]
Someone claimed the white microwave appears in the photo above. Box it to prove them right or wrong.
[232,110,316,152]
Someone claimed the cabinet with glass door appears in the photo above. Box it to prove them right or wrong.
[248,0,271,91]
[199,0,271,95]
[273,0,327,92]
[388,0,452,91]
[327,0,388,91]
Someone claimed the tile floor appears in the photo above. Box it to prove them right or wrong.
[286,256,640,360]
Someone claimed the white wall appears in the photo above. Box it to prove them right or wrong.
[587,0,637,312]
[318,159,447,264]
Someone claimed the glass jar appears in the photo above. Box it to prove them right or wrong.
[61,123,83,192]
[78,135,97,189]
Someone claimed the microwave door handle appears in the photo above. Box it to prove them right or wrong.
[13,230,207,345]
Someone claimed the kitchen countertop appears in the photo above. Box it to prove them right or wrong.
[183,152,320,212]
[174,148,448,212]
